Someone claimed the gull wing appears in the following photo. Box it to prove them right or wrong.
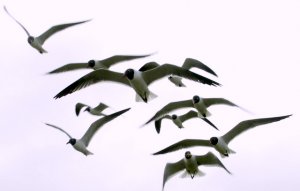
[154,115,172,134]
[4,6,30,36]
[44,123,72,139]
[37,19,91,44]
[138,61,160,71]
[54,69,130,99]
[75,103,88,116]
[203,98,240,108]
[153,139,211,155]
[47,63,89,74]
[142,64,221,86]
[179,110,219,130]
[101,54,153,68]
[93,102,109,112]
[145,100,193,125]
[196,152,231,174]
[222,115,292,144]
[162,159,185,190]
[81,108,130,146]
[182,58,218,77]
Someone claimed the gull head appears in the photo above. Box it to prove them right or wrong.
[27,36,34,44]
[67,138,76,145]
[210,137,218,145]
[185,151,192,159]
[124,68,134,80]
[192,95,200,104]
[88,60,96,67]
[171,114,177,120]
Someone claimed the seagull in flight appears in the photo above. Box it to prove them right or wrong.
[47,54,153,74]
[4,6,90,54]
[153,115,291,157]
[162,151,231,190]
[145,95,245,124]
[45,108,130,156]
[75,102,109,116]
[54,64,221,103]
[153,110,218,134]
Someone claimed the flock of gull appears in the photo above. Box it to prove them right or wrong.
[4,6,292,190]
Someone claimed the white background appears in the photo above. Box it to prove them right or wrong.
[1,0,299,190]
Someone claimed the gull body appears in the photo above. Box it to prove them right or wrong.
[54,64,221,103]
[162,151,231,190]
[153,115,292,157]
[4,6,90,54]
[47,54,153,74]
[75,102,109,116]
[45,108,130,156]
[154,110,218,134]
[145,95,243,124]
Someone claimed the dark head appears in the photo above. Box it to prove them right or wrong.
[124,68,135,80]
[192,95,200,104]
[171,114,177,120]
[27,36,34,44]
[168,76,173,80]
[67,138,76,145]
[185,151,192,159]
[210,137,218,145]
[88,60,96,67]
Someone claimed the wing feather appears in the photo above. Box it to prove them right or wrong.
[196,152,231,174]
[47,63,89,74]
[182,58,218,77]
[162,159,185,190]
[44,123,72,139]
[101,54,153,68]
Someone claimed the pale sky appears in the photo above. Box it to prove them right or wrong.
[1,0,300,190]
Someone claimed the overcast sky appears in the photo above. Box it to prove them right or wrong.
[1,0,300,190]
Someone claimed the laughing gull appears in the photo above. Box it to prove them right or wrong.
[54,64,221,103]
[153,115,292,157]
[75,102,109,116]
[4,6,90,54]
[45,108,130,156]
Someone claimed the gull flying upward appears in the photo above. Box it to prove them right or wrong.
[153,115,291,157]
[162,151,231,190]
[154,110,218,134]
[75,102,109,116]
[47,54,153,74]
[145,95,245,124]
[54,64,221,103]
[4,6,90,54]
[45,108,130,156]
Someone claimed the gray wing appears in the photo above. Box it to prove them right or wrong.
[179,110,219,130]
[162,159,185,190]
[138,61,160,71]
[153,139,211,155]
[154,115,172,134]
[93,102,109,112]
[196,152,231,174]
[182,58,218,77]
[75,103,88,116]
[44,123,72,139]
[81,108,130,146]
[47,63,89,74]
[142,64,221,86]
[37,19,91,44]
[145,100,193,125]
[54,69,130,99]
[203,98,239,108]
[4,6,30,36]
[222,115,292,144]
[100,54,153,68]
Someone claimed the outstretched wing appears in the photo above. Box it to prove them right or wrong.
[179,110,219,130]
[44,123,72,139]
[142,64,221,86]
[54,69,130,99]
[203,98,239,108]
[4,6,30,36]
[80,108,130,146]
[222,115,292,144]
[154,115,172,134]
[37,19,91,44]
[196,152,231,174]
[75,103,88,116]
[47,63,89,74]
[182,58,218,77]
[162,159,185,190]
[145,100,193,125]
[153,139,211,155]
[101,54,153,68]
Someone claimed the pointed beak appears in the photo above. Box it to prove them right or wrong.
[66,140,70,144]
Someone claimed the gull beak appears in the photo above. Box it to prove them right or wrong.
[66,140,70,144]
